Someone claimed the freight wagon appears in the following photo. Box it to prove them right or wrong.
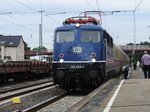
[0,61,52,83]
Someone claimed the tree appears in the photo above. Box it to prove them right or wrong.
[32,46,47,52]
[127,41,150,45]
[127,43,134,45]
[126,41,150,64]
[140,41,150,45]
[24,41,30,51]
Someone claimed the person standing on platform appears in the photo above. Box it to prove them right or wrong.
[122,66,129,79]
[141,51,150,79]
[136,61,140,69]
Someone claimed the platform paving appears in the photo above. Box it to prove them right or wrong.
[106,68,150,112]
[68,68,150,112]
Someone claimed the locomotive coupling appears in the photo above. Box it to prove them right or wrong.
[89,70,98,79]
[56,70,65,79]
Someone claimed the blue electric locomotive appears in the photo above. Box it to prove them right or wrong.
[52,12,129,90]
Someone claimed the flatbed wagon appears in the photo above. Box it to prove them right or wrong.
[0,61,52,83]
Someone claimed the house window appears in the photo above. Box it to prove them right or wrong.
[10,42,13,45]
[4,56,11,60]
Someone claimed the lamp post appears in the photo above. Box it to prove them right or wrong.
[147,26,150,42]
[132,0,144,69]
[38,10,44,61]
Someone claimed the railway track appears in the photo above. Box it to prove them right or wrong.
[0,92,67,112]
[0,81,66,112]
[24,92,67,112]
[0,78,54,111]
[37,90,90,112]
[0,78,53,94]
[36,74,124,112]
[27,80,113,112]
[0,73,124,112]
[0,87,66,112]
[0,82,90,112]
[0,81,54,101]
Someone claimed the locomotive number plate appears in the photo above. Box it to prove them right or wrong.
[70,65,84,69]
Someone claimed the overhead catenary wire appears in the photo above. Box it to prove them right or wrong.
[0,11,60,46]
[134,0,144,11]
[2,0,49,32]
[1,0,59,44]
[13,0,38,12]
[133,0,144,44]
[0,14,40,45]
[47,0,62,12]
[1,0,147,50]
[0,12,12,15]
[0,17,38,33]
[3,0,43,28]
[95,0,102,24]
[12,0,60,50]
[13,0,61,24]
[0,10,37,37]
[85,0,96,10]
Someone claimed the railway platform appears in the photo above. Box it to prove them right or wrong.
[103,69,150,112]
[68,67,150,112]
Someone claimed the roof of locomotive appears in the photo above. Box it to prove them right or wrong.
[55,24,103,31]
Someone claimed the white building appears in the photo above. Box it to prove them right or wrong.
[0,35,25,61]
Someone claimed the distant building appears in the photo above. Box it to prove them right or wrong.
[120,44,150,50]
[0,35,24,61]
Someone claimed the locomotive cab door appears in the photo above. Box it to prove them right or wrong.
[103,30,114,79]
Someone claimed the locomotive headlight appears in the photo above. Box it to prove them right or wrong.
[76,23,80,28]
[59,59,64,63]
[92,58,96,63]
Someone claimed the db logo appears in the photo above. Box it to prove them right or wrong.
[73,47,82,53]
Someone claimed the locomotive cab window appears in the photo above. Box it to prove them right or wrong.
[80,31,100,43]
[56,31,74,43]
[110,37,113,46]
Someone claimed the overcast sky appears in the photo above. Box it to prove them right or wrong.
[0,0,150,49]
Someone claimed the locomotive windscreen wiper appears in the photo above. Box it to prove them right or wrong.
[89,38,93,43]
[63,38,66,43]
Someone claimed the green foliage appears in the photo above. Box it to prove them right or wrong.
[24,41,30,51]
[140,41,150,45]
[126,41,150,63]
[127,43,134,45]
[127,41,150,45]
[32,46,47,52]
